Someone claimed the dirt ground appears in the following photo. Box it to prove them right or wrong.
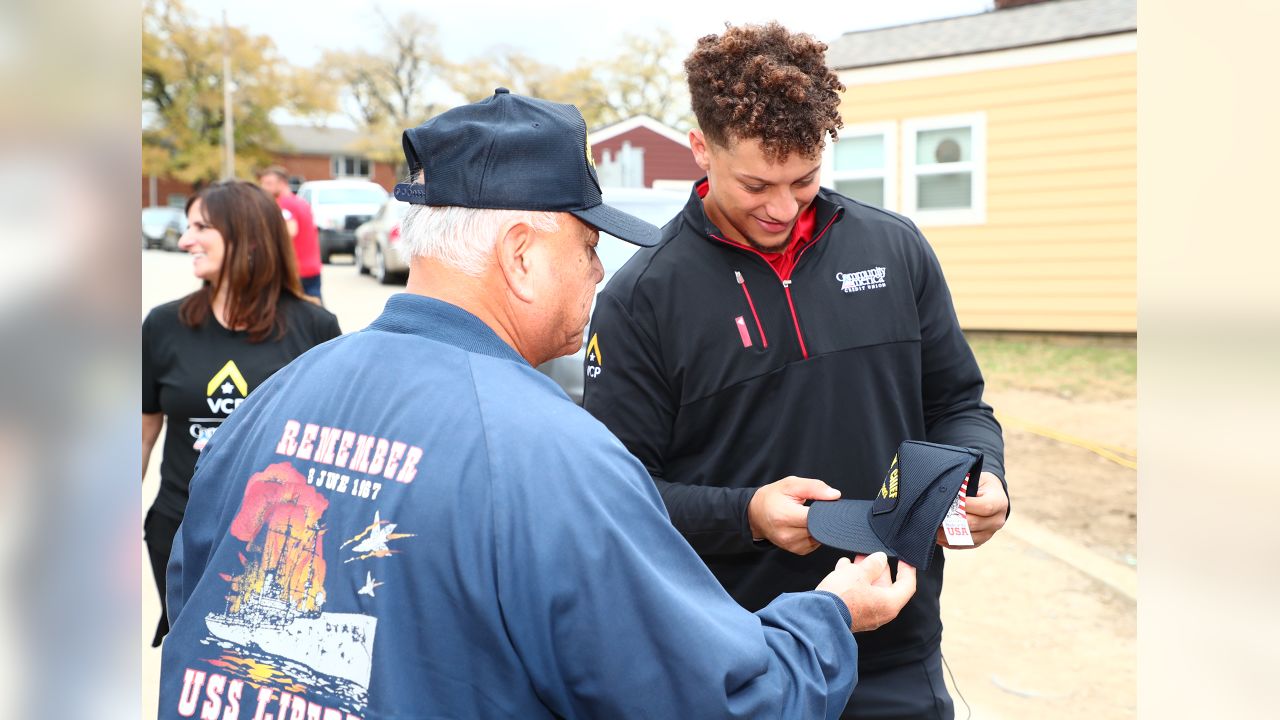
[937,336,1136,719]
[993,389,1137,564]
[940,530,1137,719]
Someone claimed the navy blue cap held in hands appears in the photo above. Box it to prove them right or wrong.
[393,88,661,248]
[806,441,984,572]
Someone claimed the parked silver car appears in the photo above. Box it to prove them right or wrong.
[296,179,389,263]
[142,206,187,251]
[537,187,689,403]
[354,199,411,284]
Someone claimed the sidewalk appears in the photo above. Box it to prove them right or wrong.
[940,524,1136,719]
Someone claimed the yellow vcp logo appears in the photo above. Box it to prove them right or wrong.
[585,333,603,379]
[206,360,249,415]
[586,333,602,365]
[585,137,596,170]
[207,359,248,397]
[878,455,900,500]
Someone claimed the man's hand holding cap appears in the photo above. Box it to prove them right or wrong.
[816,552,917,632]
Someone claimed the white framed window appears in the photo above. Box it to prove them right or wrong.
[331,155,372,179]
[823,122,896,210]
[901,113,986,226]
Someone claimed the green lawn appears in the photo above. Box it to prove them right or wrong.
[965,332,1136,401]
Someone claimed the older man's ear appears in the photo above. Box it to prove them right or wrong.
[496,220,541,304]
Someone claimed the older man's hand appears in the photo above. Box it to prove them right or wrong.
[816,553,917,632]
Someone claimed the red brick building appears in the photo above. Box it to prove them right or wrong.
[142,124,398,208]
[266,125,399,193]
[588,116,701,189]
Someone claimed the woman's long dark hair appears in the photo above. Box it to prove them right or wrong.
[178,180,311,342]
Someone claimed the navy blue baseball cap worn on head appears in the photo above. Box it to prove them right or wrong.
[392,88,661,248]
[806,441,984,572]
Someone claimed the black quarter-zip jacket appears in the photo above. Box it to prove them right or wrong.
[582,184,1005,671]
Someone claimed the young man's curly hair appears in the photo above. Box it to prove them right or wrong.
[684,22,844,162]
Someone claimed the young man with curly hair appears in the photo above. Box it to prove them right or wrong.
[582,22,1009,719]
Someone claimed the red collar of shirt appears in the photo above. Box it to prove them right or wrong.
[697,180,817,279]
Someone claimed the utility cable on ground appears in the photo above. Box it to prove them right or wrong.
[996,414,1137,470]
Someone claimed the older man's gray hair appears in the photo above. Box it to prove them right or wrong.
[398,202,561,277]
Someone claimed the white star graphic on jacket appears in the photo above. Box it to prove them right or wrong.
[358,571,384,597]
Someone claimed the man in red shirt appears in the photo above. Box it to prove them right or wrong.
[258,166,323,301]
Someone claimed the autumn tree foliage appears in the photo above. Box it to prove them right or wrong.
[144,6,694,182]
[142,0,334,184]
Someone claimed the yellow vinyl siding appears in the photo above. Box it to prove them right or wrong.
[995,112,1135,142]
[933,222,1132,242]
[854,77,1134,119]
[936,239,1135,262]
[989,148,1134,177]
[987,184,1135,208]
[840,51,1136,332]
[948,276,1133,294]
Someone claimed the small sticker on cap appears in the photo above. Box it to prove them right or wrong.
[940,473,974,546]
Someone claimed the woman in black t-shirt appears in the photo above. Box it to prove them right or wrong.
[142,181,341,646]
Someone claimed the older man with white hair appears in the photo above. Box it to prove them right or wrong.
[157,88,915,720]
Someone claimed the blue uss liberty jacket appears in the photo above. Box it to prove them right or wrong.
[160,294,857,720]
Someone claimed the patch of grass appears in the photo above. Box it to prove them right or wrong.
[965,332,1136,400]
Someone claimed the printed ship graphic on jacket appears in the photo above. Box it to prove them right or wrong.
[204,461,377,691]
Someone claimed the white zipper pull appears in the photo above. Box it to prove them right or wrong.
[782,279,792,288]
[735,271,744,284]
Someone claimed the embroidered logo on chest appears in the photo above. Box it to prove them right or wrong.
[835,266,887,294]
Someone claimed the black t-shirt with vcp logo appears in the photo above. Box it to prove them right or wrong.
[143,294,341,520]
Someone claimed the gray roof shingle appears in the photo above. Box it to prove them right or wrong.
[826,0,1136,70]
[274,124,364,155]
